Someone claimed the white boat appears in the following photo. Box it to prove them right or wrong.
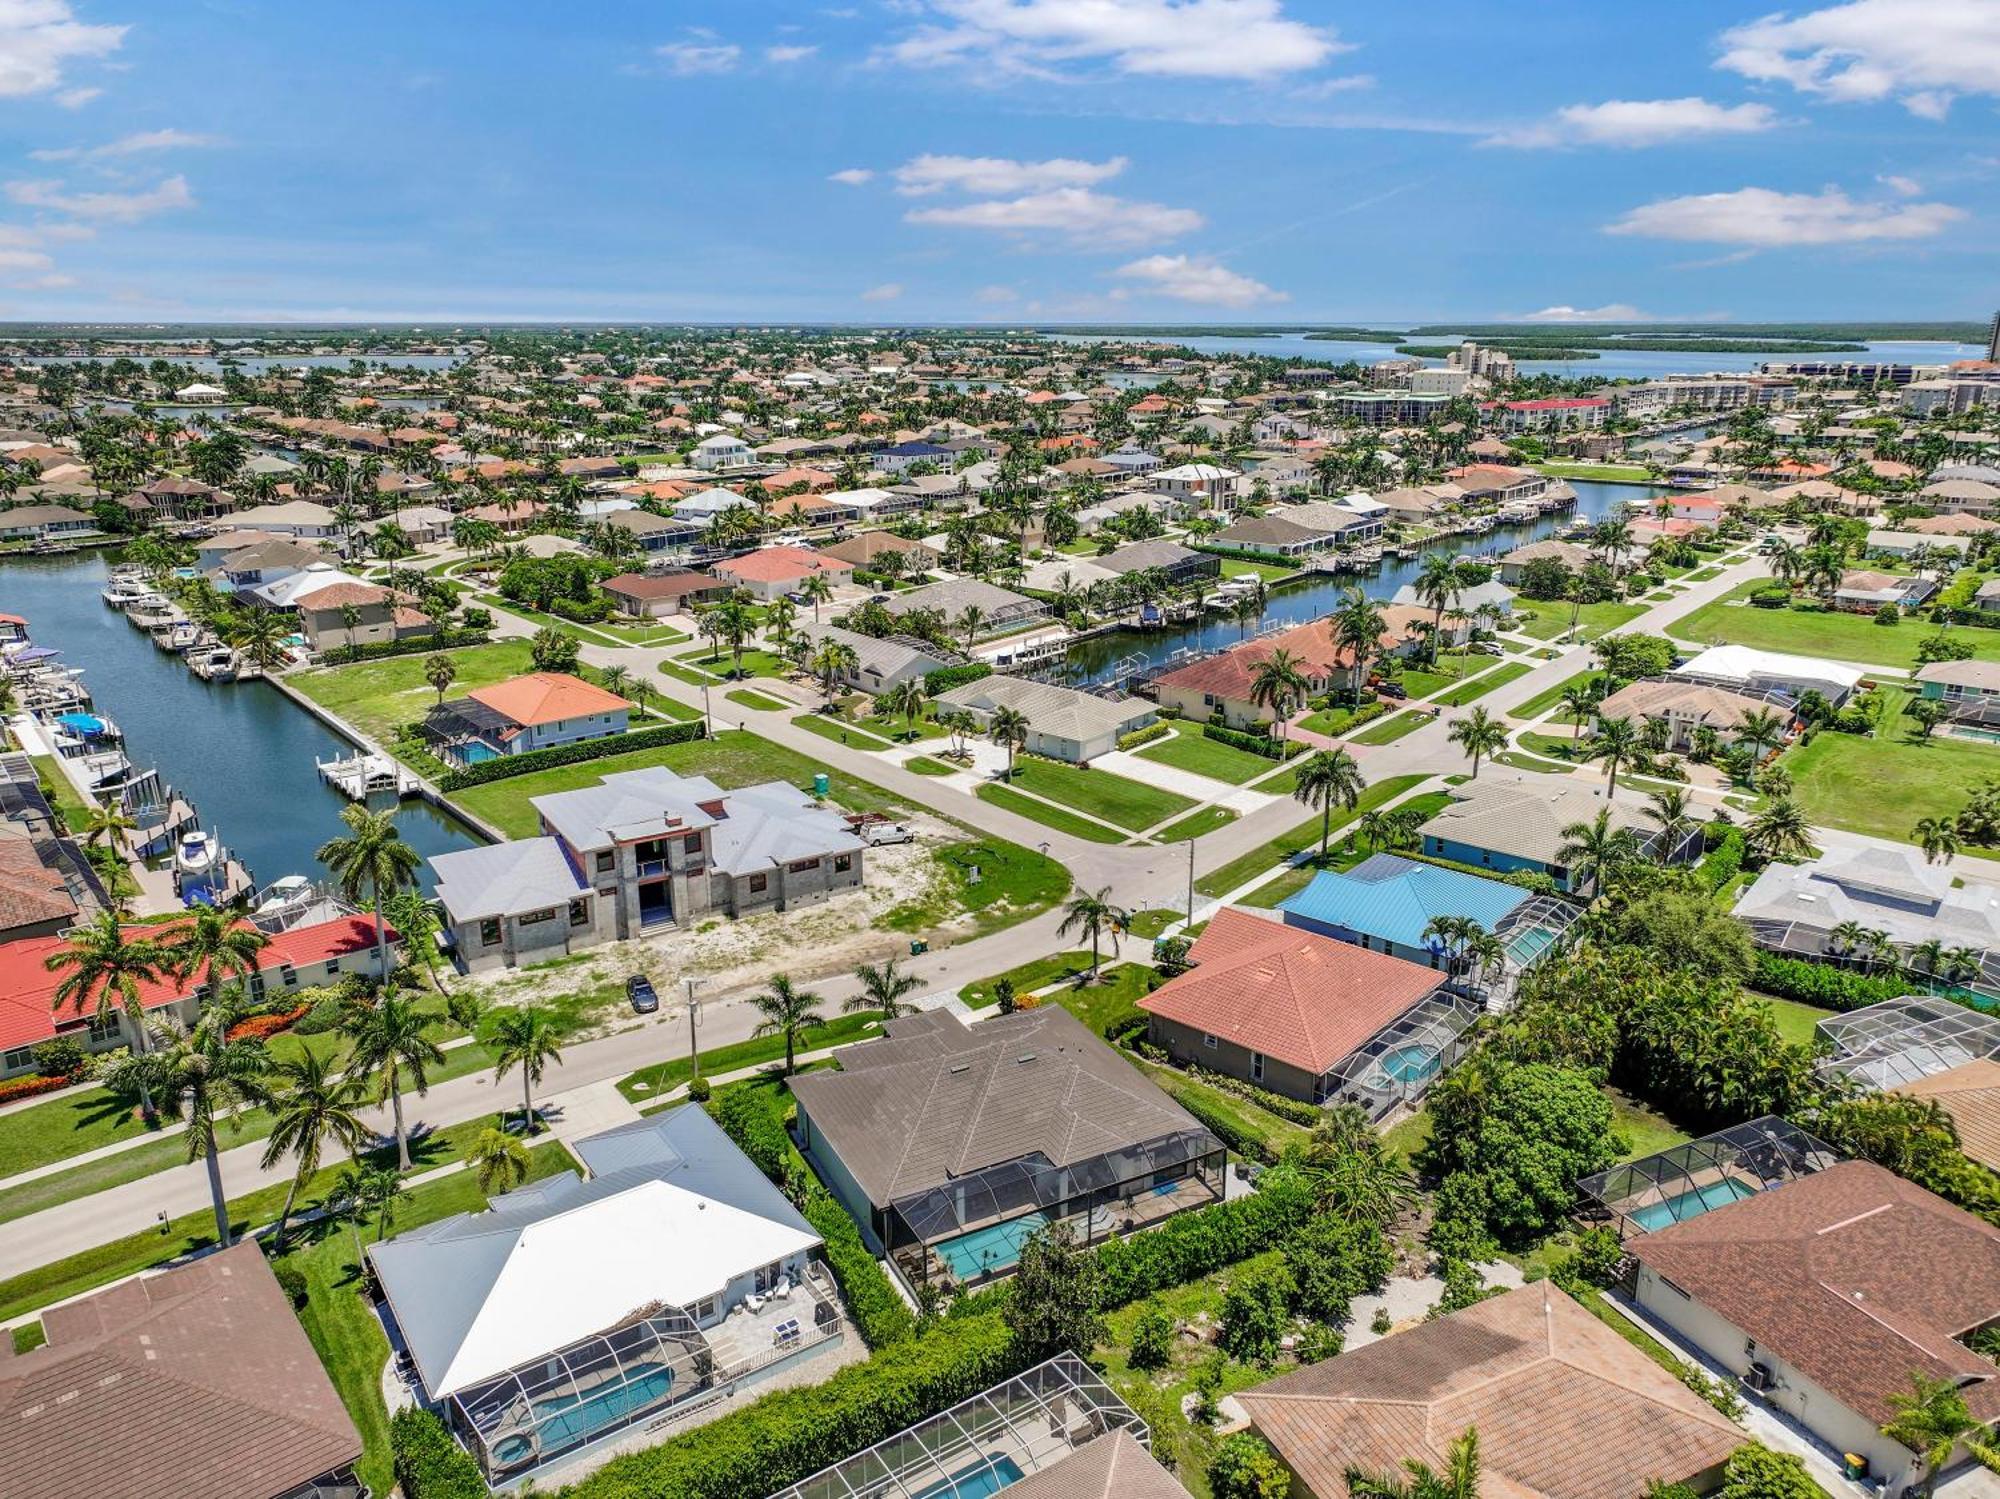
[101,577,154,609]
[253,874,314,920]
[175,830,223,878]
[189,644,237,681]
[159,621,201,653]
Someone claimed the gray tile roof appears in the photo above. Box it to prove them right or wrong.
[936,676,1154,743]
[431,836,585,922]
[1424,777,1657,866]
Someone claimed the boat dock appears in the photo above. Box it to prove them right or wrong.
[316,750,424,801]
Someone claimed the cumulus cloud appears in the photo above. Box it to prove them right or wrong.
[0,1,125,100]
[1486,98,1780,149]
[883,0,1345,81]
[1112,253,1284,308]
[1606,185,1964,245]
[6,173,195,223]
[31,128,221,163]
[859,282,903,302]
[1522,304,1654,322]
[766,44,817,62]
[828,167,875,185]
[656,38,741,75]
[892,153,1128,196]
[906,186,1202,249]
[1718,0,2000,119]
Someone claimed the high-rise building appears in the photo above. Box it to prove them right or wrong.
[1987,309,2000,363]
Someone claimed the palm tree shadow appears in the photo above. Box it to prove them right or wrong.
[76,1089,161,1135]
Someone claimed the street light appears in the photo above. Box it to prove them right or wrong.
[685,978,703,1093]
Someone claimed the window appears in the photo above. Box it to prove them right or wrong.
[755,1261,783,1293]
[834,853,852,873]
[3,1046,34,1072]
[479,918,502,947]
[518,907,557,926]
[787,858,820,873]
[683,833,701,853]
[596,851,614,874]
[1201,1033,1218,1050]
[1251,1052,1265,1082]
[87,1012,122,1043]
[325,958,341,975]
[569,898,590,928]
[696,1297,718,1322]
[749,872,768,894]
[278,964,297,987]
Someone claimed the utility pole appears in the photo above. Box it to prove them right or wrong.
[685,978,702,1092]
[1186,839,1196,926]
[701,683,713,738]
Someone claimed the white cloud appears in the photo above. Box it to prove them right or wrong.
[766,44,818,62]
[6,173,195,223]
[1112,253,1284,308]
[1718,0,2000,119]
[0,247,55,272]
[54,85,100,108]
[860,282,903,302]
[828,168,875,185]
[973,284,1019,304]
[892,153,1127,196]
[884,0,1345,81]
[1606,185,1964,245]
[1486,98,1780,149]
[1878,173,1922,196]
[656,38,741,75]
[1522,304,1653,322]
[0,2,125,100]
[31,128,222,163]
[906,186,1202,248]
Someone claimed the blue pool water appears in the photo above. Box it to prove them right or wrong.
[531,1363,674,1454]
[1628,1179,1759,1232]
[1379,1044,1442,1084]
[933,1213,1049,1280]
[1504,926,1560,965]
[918,1455,1028,1499]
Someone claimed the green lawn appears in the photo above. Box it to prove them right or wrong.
[1534,461,1655,482]
[906,755,956,775]
[1761,994,1835,1049]
[963,950,1100,1007]
[790,711,895,750]
[975,783,1125,843]
[1134,725,1275,784]
[878,838,1072,938]
[1677,581,2000,670]
[616,1012,885,1102]
[1049,962,1163,1035]
[1155,806,1238,843]
[725,687,791,712]
[280,1138,573,1498]
[1216,557,1298,583]
[291,639,539,743]
[1786,687,2000,842]
[29,755,91,834]
[1297,702,1388,739]
[675,645,790,680]
[1002,757,1196,833]
[1433,661,1530,707]
[1349,711,1428,745]
[0,1084,161,1180]
[1515,600,1645,642]
[1609,1091,1693,1161]
[1510,669,1605,723]
[452,729,907,836]
[1194,772,1428,897]
[476,592,688,647]
[1126,908,1180,939]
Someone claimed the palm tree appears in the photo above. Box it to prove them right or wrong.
[989,704,1030,779]
[1748,796,1817,863]
[260,1048,371,1248]
[1735,707,1788,762]
[1585,714,1641,794]
[849,957,921,1018]
[1058,885,1127,982]
[489,1006,566,1133]
[424,652,458,706]
[1332,586,1386,701]
[751,974,826,1075]
[80,801,138,861]
[154,995,272,1248]
[316,803,421,979]
[1913,815,1960,866]
[1558,682,1599,741]
[467,1127,530,1196]
[1882,1375,1987,1498]
[166,904,269,1002]
[43,912,168,1117]
[884,676,929,740]
[383,889,448,994]
[1293,748,1365,858]
[809,636,859,705]
[1558,808,1642,897]
[345,995,445,1170]
[1447,706,1506,778]
[227,607,289,675]
[1643,786,1698,861]
[1347,1429,1482,1499]
[1249,647,1310,737]
[1412,552,1463,646]
[799,570,834,622]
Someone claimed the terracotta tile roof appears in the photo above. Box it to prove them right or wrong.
[293,580,393,611]
[466,671,629,728]
[1003,1430,1186,1499]
[1629,1160,2000,1425]
[1154,615,1405,702]
[0,1242,362,1499]
[1239,1282,1743,1499]
[713,546,853,584]
[1893,1057,2000,1174]
[1139,907,1441,1075]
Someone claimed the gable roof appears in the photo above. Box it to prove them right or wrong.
[1281,853,1528,950]
[1003,1430,1187,1499]
[1629,1160,2000,1425]
[466,672,628,728]
[1140,907,1442,1075]
[712,546,852,584]
[1238,1282,1743,1499]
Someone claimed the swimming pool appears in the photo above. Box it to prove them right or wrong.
[932,1213,1048,1281]
[1951,725,2000,745]
[1378,1044,1442,1084]
[529,1362,675,1456]
[1504,925,1560,965]
[917,1455,1027,1499]
[1627,1178,1760,1232]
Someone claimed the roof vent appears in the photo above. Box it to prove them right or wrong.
[1017,1053,1038,1064]
[949,1063,971,1074]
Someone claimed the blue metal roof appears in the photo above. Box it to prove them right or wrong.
[1279,853,1529,951]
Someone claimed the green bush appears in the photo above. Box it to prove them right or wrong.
[28,1036,88,1080]
[1218,1261,1295,1364]
[567,1314,1024,1499]
[435,720,705,791]
[923,662,992,696]
[1092,1168,1317,1308]
[1167,1083,1277,1163]
[270,1259,308,1307]
[1202,722,1304,761]
[1183,1064,1323,1126]
[336,627,491,663]
[1128,1305,1175,1370]
[1750,952,1909,1011]
[551,594,612,624]
[1698,826,1744,892]
[1118,721,1172,751]
[390,1408,486,1499]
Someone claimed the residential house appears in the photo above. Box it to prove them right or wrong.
[793,619,950,695]
[880,578,1047,636]
[601,569,731,619]
[1151,614,1415,729]
[1894,1059,2000,1172]
[226,499,342,540]
[1209,513,1328,560]
[1867,528,1973,560]
[1279,498,1387,545]
[1629,1161,2000,1496]
[711,545,853,602]
[1139,907,1472,1116]
[423,672,630,766]
[1,1242,365,1499]
[0,504,98,544]
[1419,777,1699,892]
[672,487,752,528]
[1497,537,1592,585]
[825,485,924,522]
[1596,677,1785,752]
[116,475,231,523]
[934,676,1155,763]
[1237,1282,1744,1499]
[1673,644,1865,705]
[203,536,333,593]
[294,580,435,653]
[1279,853,1532,969]
[872,440,953,476]
[1152,462,1244,510]
[605,507,703,553]
[1833,568,1936,612]
[817,530,939,574]
[1097,539,1220,587]
[1389,576,1515,621]
[791,1006,1225,1291]
[1915,658,2000,721]
[690,432,754,470]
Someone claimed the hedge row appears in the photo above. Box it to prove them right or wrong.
[1182,1065,1325,1127]
[711,1086,917,1349]
[1117,721,1172,751]
[923,662,992,696]
[330,627,491,664]
[435,720,706,790]
[1166,1083,1277,1163]
[390,1408,486,1499]
[1749,952,1919,1011]
[0,1073,70,1106]
[568,1304,1023,1499]
[1091,1166,1316,1309]
[1202,722,1304,761]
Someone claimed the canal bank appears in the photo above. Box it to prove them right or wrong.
[0,552,484,893]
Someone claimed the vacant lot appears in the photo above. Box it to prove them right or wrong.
[1785,686,2000,843]
[292,638,538,742]
[1515,600,1645,642]
[1003,756,1196,832]
[1134,725,1275,784]
[1674,582,2000,670]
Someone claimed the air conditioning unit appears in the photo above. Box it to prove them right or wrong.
[1743,1362,1774,1392]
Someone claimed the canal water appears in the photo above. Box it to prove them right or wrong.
[1063,478,1660,682]
[0,553,483,893]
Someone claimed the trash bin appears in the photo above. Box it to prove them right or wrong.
[812,772,829,797]
[910,939,929,956]
[1842,1454,1868,1481]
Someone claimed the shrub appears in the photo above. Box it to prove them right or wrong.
[226,1003,310,1043]
[922,662,992,696]
[1218,1261,1295,1364]
[1749,952,1908,1011]
[1296,1321,1344,1364]
[390,1408,486,1499]
[335,627,491,664]
[1166,1083,1277,1163]
[271,1259,308,1307]
[1209,1432,1293,1499]
[1698,825,1744,892]
[1128,1305,1175,1370]
[289,987,348,1036]
[1118,721,1172,751]
[1748,583,1792,609]
[1202,723,1304,760]
[0,1073,70,1105]
[551,594,612,624]
[1369,1306,1392,1335]
[435,720,705,791]
[1874,602,1901,626]
[1183,1065,1323,1127]
[1092,1168,1317,1309]
[29,1036,88,1080]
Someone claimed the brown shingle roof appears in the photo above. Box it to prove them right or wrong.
[1238,1282,1743,1499]
[1893,1057,2000,1173]
[1629,1160,2000,1425]
[0,1242,363,1499]
[1004,1430,1187,1499]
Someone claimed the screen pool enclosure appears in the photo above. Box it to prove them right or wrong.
[1323,986,1485,1121]
[1577,1116,1840,1239]
[767,1353,1150,1499]
[1815,995,2000,1092]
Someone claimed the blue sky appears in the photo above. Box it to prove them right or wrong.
[0,0,1994,323]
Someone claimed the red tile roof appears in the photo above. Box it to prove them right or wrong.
[713,546,853,584]
[1140,908,1442,1074]
[466,671,629,728]
[1154,615,1408,703]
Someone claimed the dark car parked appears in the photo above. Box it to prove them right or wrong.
[627,974,660,1014]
